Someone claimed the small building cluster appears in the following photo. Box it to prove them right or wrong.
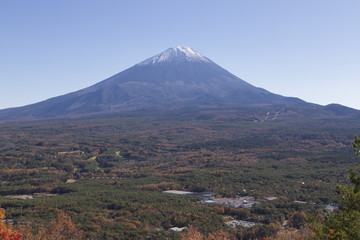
[226,220,256,228]
[162,190,260,208]
[162,190,339,232]
[203,196,260,208]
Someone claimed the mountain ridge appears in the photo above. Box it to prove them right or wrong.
[0,46,358,121]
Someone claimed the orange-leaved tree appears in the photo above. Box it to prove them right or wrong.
[0,208,23,240]
[179,226,231,240]
[35,212,85,240]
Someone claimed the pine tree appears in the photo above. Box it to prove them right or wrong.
[352,135,360,157]
[313,135,360,240]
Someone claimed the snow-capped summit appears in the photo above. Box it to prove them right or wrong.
[0,45,314,121]
[138,46,210,65]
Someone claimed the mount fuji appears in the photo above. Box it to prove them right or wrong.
[0,46,357,121]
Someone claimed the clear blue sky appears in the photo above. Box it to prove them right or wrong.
[1,0,359,110]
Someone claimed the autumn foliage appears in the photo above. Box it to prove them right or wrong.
[179,226,231,240]
[35,212,85,240]
[274,227,314,240]
[0,208,23,240]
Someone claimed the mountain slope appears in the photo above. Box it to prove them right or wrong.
[0,46,354,121]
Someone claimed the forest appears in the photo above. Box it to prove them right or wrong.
[0,109,359,239]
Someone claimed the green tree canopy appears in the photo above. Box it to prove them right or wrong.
[314,135,360,240]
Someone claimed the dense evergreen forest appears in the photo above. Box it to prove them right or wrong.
[0,109,359,239]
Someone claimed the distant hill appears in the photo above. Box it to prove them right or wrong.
[0,46,358,121]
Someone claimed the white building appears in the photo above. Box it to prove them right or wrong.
[162,190,193,195]
[168,227,186,232]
